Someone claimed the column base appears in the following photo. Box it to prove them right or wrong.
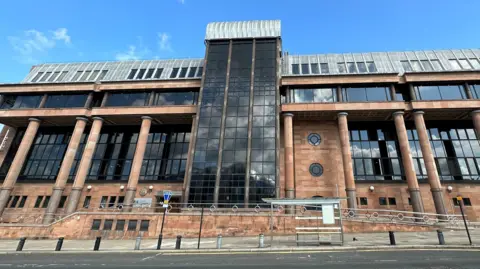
[0,188,13,216]
[123,189,136,212]
[65,188,83,215]
[346,189,356,210]
[43,188,64,224]
[431,188,447,218]
[408,188,425,221]
[285,189,295,214]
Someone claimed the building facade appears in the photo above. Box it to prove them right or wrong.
[0,20,479,225]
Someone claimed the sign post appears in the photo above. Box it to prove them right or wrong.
[457,196,473,245]
[163,190,172,208]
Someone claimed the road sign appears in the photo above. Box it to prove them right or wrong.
[163,190,172,208]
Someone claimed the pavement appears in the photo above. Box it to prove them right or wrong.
[0,230,477,253]
[1,250,480,268]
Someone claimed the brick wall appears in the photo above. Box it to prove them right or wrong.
[0,212,435,240]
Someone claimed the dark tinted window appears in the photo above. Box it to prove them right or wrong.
[44,94,88,108]
[415,85,466,100]
[41,196,50,208]
[196,67,203,77]
[179,68,188,78]
[18,196,28,208]
[106,92,148,107]
[9,196,20,208]
[320,63,329,74]
[170,68,179,78]
[127,220,138,231]
[153,92,198,106]
[103,219,113,230]
[136,69,146,79]
[31,72,44,82]
[115,220,125,231]
[388,197,396,205]
[140,220,149,231]
[91,219,101,230]
[154,68,163,79]
[34,196,43,208]
[359,197,368,205]
[83,196,91,208]
[301,64,309,74]
[97,70,108,81]
[10,95,42,109]
[310,63,319,74]
[379,197,387,205]
[145,68,155,79]
[188,67,197,78]
[367,62,377,72]
[127,69,137,79]
[292,64,299,74]
[58,196,68,208]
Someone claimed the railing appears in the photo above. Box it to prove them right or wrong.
[342,208,464,227]
[0,212,65,225]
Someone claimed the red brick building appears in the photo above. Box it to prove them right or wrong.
[0,20,479,236]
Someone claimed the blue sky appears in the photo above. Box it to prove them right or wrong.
[0,0,479,83]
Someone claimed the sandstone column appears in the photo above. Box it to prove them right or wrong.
[413,111,447,216]
[65,117,104,214]
[283,113,295,199]
[43,117,88,224]
[182,115,197,204]
[392,111,424,214]
[337,112,356,209]
[0,118,41,215]
[124,116,152,210]
[471,110,480,138]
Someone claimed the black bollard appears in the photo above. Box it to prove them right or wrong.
[16,237,26,251]
[156,234,163,250]
[437,230,445,245]
[55,237,64,251]
[93,236,101,251]
[175,235,182,249]
[388,231,396,245]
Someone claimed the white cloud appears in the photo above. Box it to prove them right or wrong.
[8,28,72,64]
[52,28,71,44]
[158,32,172,51]
[115,45,141,61]
[115,37,151,61]
[177,0,185,4]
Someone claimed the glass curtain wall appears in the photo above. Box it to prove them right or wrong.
[219,40,252,204]
[407,122,480,181]
[249,39,277,203]
[349,124,404,181]
[189,41,229,204]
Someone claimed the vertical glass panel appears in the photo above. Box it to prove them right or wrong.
[416,86,441,100]
[347,62,357,73]
[367,62,377,72]
[292,64,299,74]
[365,87,388,101]
[310,63,319,74]
[344,87,367,102]
[301,64,309,74]
[337,63,346,73]
[438,85,465,100]
[357,62,367,73]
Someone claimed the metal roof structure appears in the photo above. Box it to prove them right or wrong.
[22,59,204,84]
[205,20,281,40]
[283,49,480,76]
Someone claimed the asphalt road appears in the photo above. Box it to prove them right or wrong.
[0,250,478,268]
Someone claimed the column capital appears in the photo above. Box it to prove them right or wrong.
[75,117,89,122]
[283,113,294,118]
[470,110,480,115]
[392,111,404,116]
[141,116,153,120]
[92,116,104,122]
[28,118,41,123]
[413,110,425,115]
[337,112,348,117]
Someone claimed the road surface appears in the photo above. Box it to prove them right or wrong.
[0,249,478,268]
